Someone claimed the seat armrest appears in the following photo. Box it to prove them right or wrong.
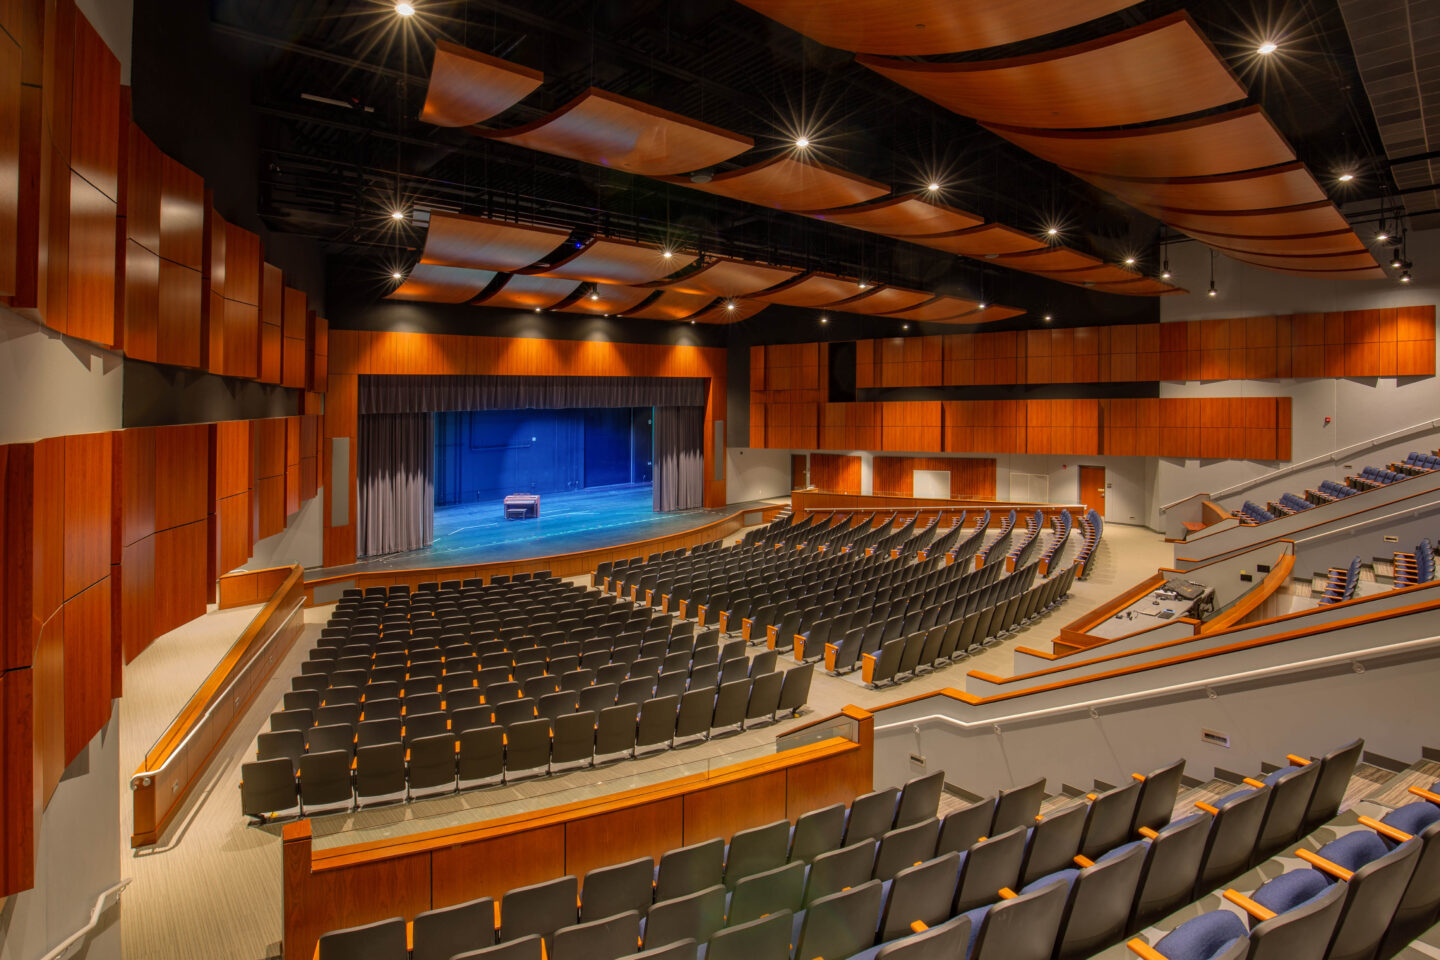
[1223,889,1276,921]
[1359,815,1413,843]
[1194,801,1220,815]
[1295,848,1353,881]
[1286,753,1310,766]
[1126,939,1167,960]
[1137,826,1160,840]
[1408,785,1440,804]
[908,921,929,934]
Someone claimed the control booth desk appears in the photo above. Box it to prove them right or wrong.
[1090,579,1216,640]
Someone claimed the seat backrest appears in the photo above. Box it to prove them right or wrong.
[317,916,408,960]
[240,758,297,817]
[1020,801,1088,887]
[725,819,790,885]
[1327,836,1422,960]
[1197,787,1270,892]
[895,770,946,828]
[655,838,725,902]
[551,910,641,960]
[643,884,726,951]
[875,913,972,960]
[844,787,900,845]
[878,852,961,941]
[704,911,792,960]
[1246,878,1346,960]
[936,797,997,857]
[451,935,545,960]
[726,861,805,927]
[1303,739,1364,830]
[1131,813,1211,929]
[873,817,942,881]
[992,778,1046,834]
[789,802,845,862]
[580,856,655,922]
[954,825,1027,912]
[795,880,885,960]
[499,875,579,944]
[969,874,1070,960]
[1133,759,1185,834]
[804,838,878,906]
[1254,761,1321,857]
[1052,840,1147,960]
[1080,780,1142,859]
[412,896,495,960]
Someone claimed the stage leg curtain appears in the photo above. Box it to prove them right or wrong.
[653,405,704,513]
[358,412,435,557]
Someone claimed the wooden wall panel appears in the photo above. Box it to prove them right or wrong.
[67,11,118,203]
[32,612,64,803]
[0,667,35,895]
[117,535,154,663]
[156,259,202,368]
[154,424,209,531]
[153,519,206,638]
[32,438,66,633]
[214,490,252,577]
[1,443,35,671]
[158,153,202,269]
[214,419,253,500]
[0,23,20,299]
[256,475,285,541]
[285,416,301,517]
[874,456,998,498]
[682,771,788,846]
[809,453,862,494]
[880,401,941,451]
[66,171,115,346]
[113,427,154,551]
[62,432,109,602]
[61,578,109,762]
[122,240,158,361]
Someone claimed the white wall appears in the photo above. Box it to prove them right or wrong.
[0,308,124,445]
[1153,229,1440,526]
[726,448,792,503]
[0,714,122,960]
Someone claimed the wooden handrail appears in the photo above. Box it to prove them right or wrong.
[302,504,786,602]
[1202,554,1294,634]
[132,564,306,847]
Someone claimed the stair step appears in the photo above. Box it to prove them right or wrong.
[1360,758,1440,809]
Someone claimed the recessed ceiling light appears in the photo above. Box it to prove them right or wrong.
[1046,227,1059,237]
[390,209,405,220]
[1257,40,1277,55]
[391,271,403,280]
[926,182,941,192]
[901,323,910,331]
[1124,257,1136,266]
[1337,173,1355,182]
[857,281,870,290]
[726,301,737,311]
[794,137,810,149]
[534,308,542,313]
[819,315,829,324]
[662,249,673,259]
[978,302,987,310]
[1043,314,1053,322]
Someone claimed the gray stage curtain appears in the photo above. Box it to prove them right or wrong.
[360,374,707,414]
[653,405,704,513]
[357,412,435,557]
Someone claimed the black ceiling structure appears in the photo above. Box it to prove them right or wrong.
[135,0,1416,335]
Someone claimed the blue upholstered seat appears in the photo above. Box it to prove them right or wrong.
[1152,910,1248,960]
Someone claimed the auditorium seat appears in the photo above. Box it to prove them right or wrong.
[453,935,545,960]
[804,840,878,906]
[705,909,791,960]
[239,758,299,822]
[643,885,726,950]
[316,916,408,960]
[727,861,805,926]
[552,910,641,960]
[412,896,494,960]
[958,874,1070,960]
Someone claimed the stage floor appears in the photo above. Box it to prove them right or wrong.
[326,484,754,576]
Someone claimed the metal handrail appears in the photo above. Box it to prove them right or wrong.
[39,878,130,960]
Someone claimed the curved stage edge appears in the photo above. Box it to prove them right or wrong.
[300,491,1086,605]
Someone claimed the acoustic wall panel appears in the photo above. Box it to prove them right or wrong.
[61,578,109,762]
[808,453,862,494]
[117,535,154,663]
[420,41,544,128]
[157,258,203,368]
[0,24,20,298]
[153,519,207,638]
[62,432,110,603]
[0,667,35,894]
[66,171,115,346]
[872,456,997,499]
[154,424,208,533]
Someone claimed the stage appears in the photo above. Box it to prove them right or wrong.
[321,484,766,577]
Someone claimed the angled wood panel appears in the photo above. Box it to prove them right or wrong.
[803,195,982,235]
[419,211,569,271]
[659,257,799,298]
[122,240,159,361]
[66,170,115,346]
[223,221,261,305]
[995,246,1103,273]
[117,535,154,663]
[619,288,715,321]
[63,432,110,602]
[153,519,206,638]
[540,237,695,284]
[62,578,110,763]
[420,41,543,128]
[663,155,888,211]
[0,667,36,895]
[733,0,1137,55]
[158,153,203,269]
[154,424,209,532]
[685,298,769,325]
[556,284,654,315]
[481,87,752,175]
[1201,229,1369,257]
[860,13,1245,130]
[68,10,119,202]
[753,273,867,307]
[1145,201,1352,238]
[0,27,17,297]
[913,223,1047,257]
[156,260,202,368]
[880,295,981,322]
[474,273,580,310]
[113,427,154,550]
[831,285,933,315]
[1223,248,1382,272]
[984,106,1295,179]
[1072,162,1328,212]
[386,263,496,304]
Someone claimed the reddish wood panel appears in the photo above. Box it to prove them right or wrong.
[880,401,942,452]
[282,335,306,389]
[158,152,202,269]
[117,535,155,663]
[0,26,20,299]
[157,259,202,368]
[61,577,109,762]
[67,11,118,202]
[154,423,209,532]
[32,611,64,804]
[809,453,862,494]
[873,455,997,498]
[311,315,328,392]
[215,492,253,576]
[122,240,159,361]
[32,438,66,634]
[282,285,307,340]
[63,432,110,602]
[682,770,788,845]
[0,667,36,896]
[66,171,115,346]
[224,297,259,380]
[153,519,207,638]
[260,320,282,384]
[113,427,155,551]
[0,444,36,672]
[431,827,567,909]
[284,417,301,516]
[125,124,162,254]
[256,475,285,541]
[223,221,260,305]
[214,419,253,500]
[255,417,286,480]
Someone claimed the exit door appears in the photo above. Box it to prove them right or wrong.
[1079,465,1106,517]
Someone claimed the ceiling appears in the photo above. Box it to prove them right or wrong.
[206,0,1423,317]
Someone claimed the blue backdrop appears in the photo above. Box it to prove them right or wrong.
[434,408,651,505]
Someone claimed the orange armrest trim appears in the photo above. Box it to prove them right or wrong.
[1408,785,1440,804]
[1126,938,1167,960]
[1194,801,1220,815]
[1131,772,1147,782]
[1223,889,1276,921]
[997,887,1017,900]
[908,921,929,934]
[1138,826,1160,840]
[1243,777,1266,789]
[1358,815,1412,844]
[1073,854,1095,868]
[1286,754,1310,766]
[1295,848,1353,881]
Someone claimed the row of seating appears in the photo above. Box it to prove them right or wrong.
[1317,557,1361,605]
[1393,537,1434,587]
[1132,756,1440,960]
[1232,451,1440,526]
[862,564,1075,687]
[1039,510,1073,573]
[242,665,815,820]
[972,510,1017,569]
[1397,451,1440,473]
[313,771,951,960]
[1075,509,1103,577]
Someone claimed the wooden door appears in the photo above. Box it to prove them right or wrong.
[791,455,808,490]
[1078,465,1106,517]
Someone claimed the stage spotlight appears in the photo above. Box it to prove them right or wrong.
[395,2,415,16]
[1391,250,1403,269]
[1257,40,1277,55]
[534,308,542,313]
[589,290,600,301]
[1376,230,1390,242]
[1208,281,1218,297]
[857,280,870,290]
[977,302,987,310]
